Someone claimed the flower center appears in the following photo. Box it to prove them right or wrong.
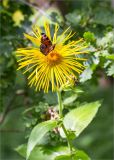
[46,51,62,66]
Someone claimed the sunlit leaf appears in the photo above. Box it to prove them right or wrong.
[16,144,70,160]
[55,155,71,160]
[74,150,91,160]
[3,0,9,8]
[73,88,84,93]
[80,67,93,82]
[27,120,57,159]
[55,150,90,160]
[60,101,101,137]
[83,31,95,43]
[12,10,24,26]
[105,54,114,61]
[96,31,114,48]
[63,94,78,105]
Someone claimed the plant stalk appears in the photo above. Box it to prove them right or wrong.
[57,90,63,118]
[61,124,73,153]
[57,90,73,155]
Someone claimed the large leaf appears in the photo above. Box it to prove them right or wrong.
[16,144,70,160]
[60,101,101,138]
[27,120,57,159]
[16,144,90,160]
[55,150,90,160]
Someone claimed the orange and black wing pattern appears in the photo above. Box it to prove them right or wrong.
[40,33,55,55]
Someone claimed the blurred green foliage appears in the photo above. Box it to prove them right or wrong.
[0,0,113,160]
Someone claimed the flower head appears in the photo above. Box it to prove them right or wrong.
[16,22,88,92]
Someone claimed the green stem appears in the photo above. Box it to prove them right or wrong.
[57,90,63,118]
[61,124,73,153]
[57,90,73,156]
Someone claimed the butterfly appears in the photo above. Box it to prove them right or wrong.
[40,33,55,56]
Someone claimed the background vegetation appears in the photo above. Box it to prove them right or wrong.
[0,0,114,160]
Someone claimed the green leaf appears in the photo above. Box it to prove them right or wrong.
[55,155,71,160]
[65,11,82,26]
[74,150,91,160]
[80,67,93,82]
[107,63,114,76]
[63,94,78,105]
[16,144,90,160]
[94,8,114,26]
[60,101,101,138]
[105,54,114,60]
[27,120,57,160]
[96,31,114,48]
[83,31,95,43]
[72,88,84,93]
[15,144,27,158]
[16,144,70,160]
[12,10,24,26]
[55,150,90,160]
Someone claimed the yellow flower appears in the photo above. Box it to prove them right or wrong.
[16,22,88,92]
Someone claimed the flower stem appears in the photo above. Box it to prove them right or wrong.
[57,90,73,156]
[57,90,63,118]
[61,124,73,153]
